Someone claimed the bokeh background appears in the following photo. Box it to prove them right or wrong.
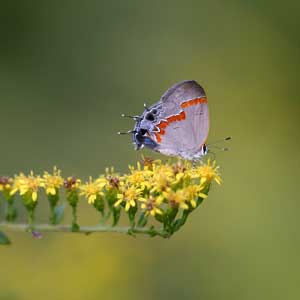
[1,1,300,299]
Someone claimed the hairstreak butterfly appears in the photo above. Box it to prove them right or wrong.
[119,80,210,160]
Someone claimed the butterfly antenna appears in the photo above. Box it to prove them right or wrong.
[206,137,231,159]
[207,136,231,146]
[117,130,135,135]
[209,145,230,152]
[144,103,150,111]
[121,114,141,121]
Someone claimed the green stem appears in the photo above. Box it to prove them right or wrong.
[0,222,168,238]
[6,198,17,222]
[71,205,79,232]
[49,204,55,224]
[28,209,34,226]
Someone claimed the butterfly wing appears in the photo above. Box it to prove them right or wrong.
[151,80,209,159]
[161,80,206,104]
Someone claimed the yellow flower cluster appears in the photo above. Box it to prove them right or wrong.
[7,167,64,202]
[10,171,43,202]
[79,158,221,217]
[79,177,107,204]
[0,176,14,192]
[43,166,64,196]
[192,159,222,185]
[0,159,221,222]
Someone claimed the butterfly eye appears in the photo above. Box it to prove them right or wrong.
[145,113,155,121]
[139,128,147,136]
[151,109,157,114]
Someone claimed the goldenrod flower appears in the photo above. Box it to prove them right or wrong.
[162,188,189,210]
[150,164,174,193]
[139,195,163,216]
[64,176,81,191]
[96,176,109,189]
[126,162,152,191]
[115,185,145,211]
[11,171,43,201]
[106,175,121,189]
[0,176,13,192]
[193,159,222,185]
[80,177,104,204]
[0,158,222,239]
[43,166,64,195]
[153,163,174,177]
[183,185,208,208]
[173,171,191,186]
[171,160,193,185]
[0,176,15,210]
[104,167,124,190]
[141,156,155,168]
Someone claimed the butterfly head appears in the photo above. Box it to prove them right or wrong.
[132,107,159,150]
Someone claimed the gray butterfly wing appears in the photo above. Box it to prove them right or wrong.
[161,80,206,103]
[151,80,209,159]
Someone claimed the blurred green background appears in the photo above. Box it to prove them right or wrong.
[0,1,299,299]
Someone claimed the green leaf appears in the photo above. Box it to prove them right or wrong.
[0,231,11,245]
[20,192,37,209]
[155,213,165,223]
[106,190,117,208]
[196,197,204,207]
[93,196,105,216]
[171,219,183,233]
[128,205,138,226]
[137,212,148,227]
[166,207,178,224]
[112,207,121,226]
[6,200,17,222]
[148,226,158,237]
[171,210,191,233]
[48,192,59,207]
[53,204,65,224]
[67,190,79,207]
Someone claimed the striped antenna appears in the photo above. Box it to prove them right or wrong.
[117,130,135,135]
[207,136,231,146]
[121,114,141,121]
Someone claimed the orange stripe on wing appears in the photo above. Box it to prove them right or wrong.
[154,111,186,143]
[181,97,207,108]
[154,132,162,143]
[154,98,207,143]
